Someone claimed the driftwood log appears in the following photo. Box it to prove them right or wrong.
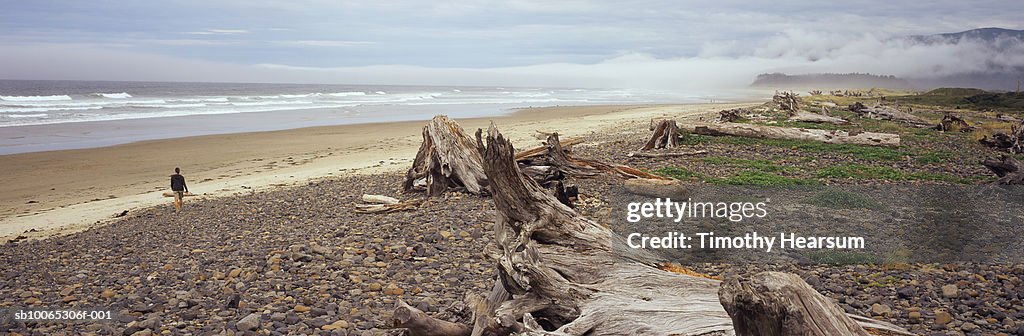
[935,114,973,132]
[393,299,472,336]
[681,122,900,147]
[848,102,930,127]
[720,272,871,336]
[627,150,707,158]
[642,119,683,150]
[787,111,849,125]
[404,116,489,196]
[520,133,669,180]
[982,155,1024,185]
[391,123,911,336]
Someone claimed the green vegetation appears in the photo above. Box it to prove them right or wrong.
[801,189,883,210]
[702,157,797,173]
[653,167,817,186]
[651,167,702,180]
[816,163,970,183]
[817,164,903,180]
[706,170,819,186]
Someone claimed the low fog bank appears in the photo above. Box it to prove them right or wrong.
[2,29,1021,91]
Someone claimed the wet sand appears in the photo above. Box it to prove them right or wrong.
[0,103,755,240]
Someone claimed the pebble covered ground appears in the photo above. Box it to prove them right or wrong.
[1,174,497,335]
[2,111,1023,335]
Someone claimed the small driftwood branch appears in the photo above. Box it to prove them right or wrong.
[392,299,472,336]
[361,194,399,204]
[355,199,424,213]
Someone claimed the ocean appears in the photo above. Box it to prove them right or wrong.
[0,80,741,154]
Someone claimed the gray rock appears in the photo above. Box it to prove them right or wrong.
[942,284,959,298]
[870,303,891,316]
[237,313,261,331]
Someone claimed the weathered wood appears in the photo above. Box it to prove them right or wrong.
[719,272,870,336]
[982,155,1024,185]
[438,123,912,336]
[719,109,745,122]
[848,102,930,127]
[515,137,584,161]
[642,119,683,150]
[403,116,489,196]
[393,299,472,336]
[935,114,973,132]
[681,122,900,147]
[520,133,669,180]
[980,120,1024,154]
[354,199,423,213]
[627,150,708,158]
[773,91,801,114]
[361,194,399,204]
[788,111,849,125]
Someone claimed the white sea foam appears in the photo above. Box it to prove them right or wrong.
[328,91,366,97]
[0,95,73,102]
[0,106,104,113]
[4,113,48,118]
[93,92,132,99]
[375,91,387,95]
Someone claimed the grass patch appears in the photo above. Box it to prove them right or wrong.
[805,250,878,265]
[801,189,883,210]
[817,164,971,183]
[707,170,818,186]
[651,167,703,180]
[702,157,797,173]
[817,164,903,180]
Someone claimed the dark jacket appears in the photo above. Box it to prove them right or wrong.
[171,174,187,192]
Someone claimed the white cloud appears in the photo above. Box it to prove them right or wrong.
[284,40,374,47]
[185,29,249,35]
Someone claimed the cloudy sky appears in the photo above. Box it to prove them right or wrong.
[1,0,1021,88]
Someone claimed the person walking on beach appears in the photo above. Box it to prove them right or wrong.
[170,167,188,212]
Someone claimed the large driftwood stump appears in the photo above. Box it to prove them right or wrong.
[404,115,489,196]
[773,91,800,114]
[642,119,683,150]
[719,272,870,336]
[982,155,1024,185]
[980,120,1024,154]
[681,122,900,147]
[387,123,912,336]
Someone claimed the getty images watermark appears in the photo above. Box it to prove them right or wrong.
[623,198,865,252]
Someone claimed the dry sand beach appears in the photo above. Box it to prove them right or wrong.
[0,103,752,240]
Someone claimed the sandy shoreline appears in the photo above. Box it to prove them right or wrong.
[0,102,756,240]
